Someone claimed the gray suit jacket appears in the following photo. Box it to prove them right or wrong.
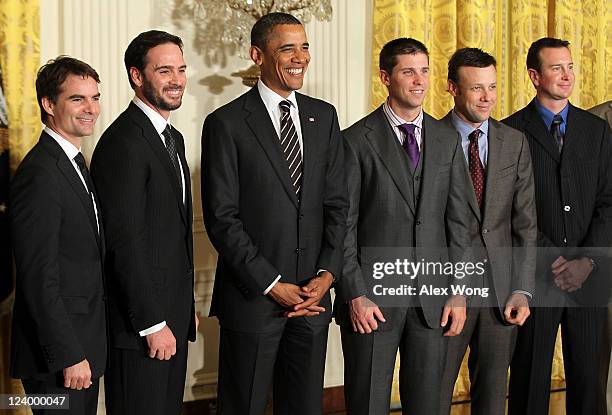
[336,106,473,329]
[441,112,537,313]
[590,100,612,128]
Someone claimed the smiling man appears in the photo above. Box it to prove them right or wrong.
[438,48,537,415]
[201,12,347,415]
[10,56,105,415]
[503,37,612,415]
[91,31,196,415]
[334,38,473,414]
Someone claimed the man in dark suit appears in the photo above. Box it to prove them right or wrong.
[201,12,347,415]
[335,38,472,415]
[10,56,105,415]
[504,37,612,415]
[90,31,196,415]
[438,48,537,415]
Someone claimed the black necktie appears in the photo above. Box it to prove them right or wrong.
[551,114,564,153]
[162,125,183,194]
[468,129,485,208]
[73,152,99,234]
[279,100,303,196]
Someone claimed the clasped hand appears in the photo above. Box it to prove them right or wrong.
[268,271,334,318]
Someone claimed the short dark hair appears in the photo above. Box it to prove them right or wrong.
[379,38,429,74]
[447,48,496,84]
[526,37,570,72]
[124,30,183,89]
[36,56,100,123]
[251,12,303,50]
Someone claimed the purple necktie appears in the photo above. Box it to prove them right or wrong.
[398,123,420,171]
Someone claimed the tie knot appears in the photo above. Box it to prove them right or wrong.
[74,152,86,169]
[397,123,416,137]
[279,100,291,114]
[469,129,482,142]
[551,114,563,126]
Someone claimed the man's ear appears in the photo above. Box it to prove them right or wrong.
[527,68,539,88]
[250,46,263,66]
[448,80,459,97]
[41,96,55,119]
[379,70,390,87]
[130,67,144,88]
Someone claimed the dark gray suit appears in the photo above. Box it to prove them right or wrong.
[439,112,537,415]
[335,106,473,414]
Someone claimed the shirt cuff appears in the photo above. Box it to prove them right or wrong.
[512,290,532,300]
[139,321,166,337]
[263,275,282,295]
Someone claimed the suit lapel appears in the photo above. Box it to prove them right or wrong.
[41,134,102,252]
[127,103,188,227]
[244,87,299,208]
[440,112,481,222]
[482,121,504,223]
[296,93,316,206]
[523,100,560,163]
[365,107,415,215]
[175,131,194,266]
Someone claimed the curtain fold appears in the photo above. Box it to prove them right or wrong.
[0,1,40,410]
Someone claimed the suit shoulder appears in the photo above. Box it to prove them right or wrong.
[501,107,528,130]
[296,92,336,112]
[490,117,524,138]
[571,105,608,128]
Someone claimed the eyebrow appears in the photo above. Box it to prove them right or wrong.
[154,64,187,70]
[279,42,309,49]
[67,93,101,99]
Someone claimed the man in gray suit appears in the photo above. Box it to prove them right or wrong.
[335,38,473,415]
[438,48,537,415]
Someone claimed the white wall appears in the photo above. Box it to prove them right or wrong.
[40,0,372,405]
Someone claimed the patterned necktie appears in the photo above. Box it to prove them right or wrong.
[551,114,564,153]
[279,100,303,196]
[468,129,485,208]
[397,123,420,171]
[162,124,183,194]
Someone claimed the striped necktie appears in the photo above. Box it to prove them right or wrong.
[279,100,302,196]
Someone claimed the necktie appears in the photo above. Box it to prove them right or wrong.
[468,129,485,208]
[279,100,303,196]
[397,123,420,171]
[73,152,99,234]
[551,114,564,153]
[162,125,183,194]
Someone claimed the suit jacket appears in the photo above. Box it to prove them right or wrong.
[589,100,612,128]
[503,100,612,305]
[201,86,348,333]
[91,102,195,350]
[335,106,473,329]
[441,112,537,312]
[10,132,106,379]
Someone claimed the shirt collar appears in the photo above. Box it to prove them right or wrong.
[132,96,171,135]
[383,99,423,130]
[257,80,298,111]
[451,110,489,140]
[44,126,80,160]
[534,98,569,130]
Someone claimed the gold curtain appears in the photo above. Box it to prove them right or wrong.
[0,0,40,411]
[370,0,612,407]
[371,0,612,119]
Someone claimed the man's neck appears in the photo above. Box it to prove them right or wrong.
[388,99,421,122]
[135,91,169,120]
[536,94,568,115]
[46,123,81,150]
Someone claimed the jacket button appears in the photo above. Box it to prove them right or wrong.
[416,220,421,225]
[295,248,300,254]
[483,229,489,234]
[564,205,571,212]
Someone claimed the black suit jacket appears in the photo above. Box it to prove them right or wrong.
[201,86,348,333]
[503,100,612,305]
[10,132,106,379]
[91,102,195,349]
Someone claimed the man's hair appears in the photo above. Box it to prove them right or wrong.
[36,56,100,123]
[379,38,429,74]
[526,37,570,72]
[251,12,303,50]
[124,30,183,89]
[447,48,497,84]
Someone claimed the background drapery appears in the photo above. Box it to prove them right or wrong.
[371,0,612,406]
[370,0,612,119]
[0,0,40,411]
